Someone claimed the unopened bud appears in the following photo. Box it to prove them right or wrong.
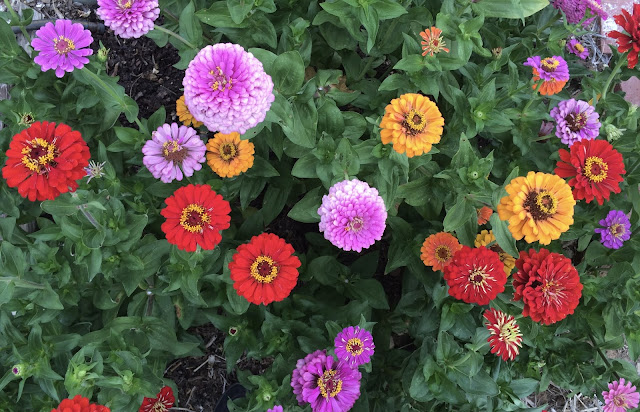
[604,123,625,142]
[98,46,109,63]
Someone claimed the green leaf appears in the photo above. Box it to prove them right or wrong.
[471,0,549,19]
[196,2,249,28]
[347,279,389,309]
[373,0,408,20]
[393,55,424,73]
[227,0,253,24]
[288,187,322,223]
[0,18,20,57]
[225,283,251,315]
[357,6,379,53]
[179,2,203,46]
[271,51,305,95]
[291,154,319,178]
[1,242,26,276]
[245,156,280,177]
[0,280,15,305]
[443,195,475,232]
[489,213,518,258]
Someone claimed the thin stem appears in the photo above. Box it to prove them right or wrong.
[153,24,196,49]
[600,55,627,103]
[3,0,31,42]
[588,332,620,380]
[355,56,375,82]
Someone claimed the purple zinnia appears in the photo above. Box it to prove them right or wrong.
[553,0,607,26]
[550,99,601,146]
[266,406,283,412]
[142,123,206,183]
[594,210,631,249]
[318,179,387,253]
[301,355,361,412]
[334,326,375,368]
[96,0,159,39]
[31,19,93,78]
[602,378,640,412]
[183,43,274,134]
[567,38,589,59]
[291,350,327,405]
[524,56,570,82]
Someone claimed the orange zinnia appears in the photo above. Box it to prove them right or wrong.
[420,232,462,271]
[379,93,444,157]
[176,95,203,128]
[206,132,255,178]
[531,68,567,96]
[420,27,449,57]
[476,206,493,225]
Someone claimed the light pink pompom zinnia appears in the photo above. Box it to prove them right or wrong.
[97,0,159,39]
[31,19,93,78]
[602,378,640,412]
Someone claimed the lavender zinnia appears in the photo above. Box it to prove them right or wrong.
[567,38,589,59]
[594,210,631,249]
[31,20,93,78]
[142,123,206,183]
[334,326,375,368]
[602,378,640,412]
[291,350,327,406]
[96,0,159,39]
[183,43,274,134]
[301,355,361,412]
[550,99,601,146]
[524,56,570,83]
[318,179,387,253]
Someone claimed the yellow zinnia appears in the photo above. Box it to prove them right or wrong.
[206,132,254,178]
[497,171,575,245]
[379,93,444,157]
[176,95,203,128]
[474,230,516,276]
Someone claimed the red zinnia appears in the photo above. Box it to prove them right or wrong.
[51,395,110,412]
[443,246,506,305]
[139,386,175,412]
[229,233,301,305]
[2,121,90,201]
[607,4,640,69]
[160,184,231,252]
[513,248,582,325]
[555,139,625,205]
[483,308,523,361]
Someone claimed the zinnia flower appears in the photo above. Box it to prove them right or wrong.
[183,43,274,134]
[267,406,283,412]
[51,395,110,412]
[483,308,523,361]
[420,232,462,272]
[379,93,444,157]
[160,184,231,252]
[513,248,583,325]
[420,27,450,57]
[443,246,506,305]
[334,326,375,368]
[300,354,362,412]
[142,123,206,183]
[497,171,575,245]
[139,386,174,412]
[31,19,93,78]
[554,139,625,205]
[594,210,631,249]
[96,0,159,39]
[477,206,493,225]
[176,95,203,128]
[567,38,589,59]
[84,160,106,183]
[206,132,255,178]
[2,121,90,201]
[229,233,301,305]
[553,0,607,25]
[550,99,601,146]
[607,4,640,69]
[474,230,516,276]
[318,179,387,253]
[602,378,640,412]
[524,56,569,96]
[292,350,327,405]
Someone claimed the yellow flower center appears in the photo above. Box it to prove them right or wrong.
[179,204,210,233]
[346,338,364,356]
[404,109,427,132]
[498,319,521,344]
[317,369,343,399]
[210,66,233,91]
[53,36,75,55]
[613,394,629,407]
[434,245,452,263]
[541,57,559,72]
[524,190,558,221]
[21,137,58,174]
[609,223,625,238]
[162,141,187,163]
[540,280,564,303]
[344,217,364,232]
[575,43,585,53]
[583,156,608,183]
[117,0,132,9]
[219,142,237,161]
[250,255,278,283]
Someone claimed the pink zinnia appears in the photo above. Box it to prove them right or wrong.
[550,99,600,146]
[334,326,375,368]
[318,179,387,253]
[567,38,589,59]
[524,56,570,83]
[142,123,205,183]
[266,407,283,412]
[183,43,274,134]
[602,378,640,412]
[291,350,327,405]
[301,355,361,412]
[97,0,159,39]
[31,20,93,78]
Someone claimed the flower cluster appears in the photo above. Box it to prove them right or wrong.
[524,56,569,96]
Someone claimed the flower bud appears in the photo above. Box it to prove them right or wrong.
[604,123,625,142]
[491,47,502,59]
[18,112,35,126]
[98,46,110,63]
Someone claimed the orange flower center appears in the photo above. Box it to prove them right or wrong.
[162,141,187,163]
[344,216,364,232]
[219,142,238,161]
[609,223,625,238]
[434,245,452,263]
[403,109,427,134]
[523,190,558,221]
[317,369,342,399]
[574,43,585,53]
[179,204,210,233]
[210,66,233,91]
[21,137,58,174]
[565,112,587,132]
[53,36,75,55]
[541,57,559,72]
[346,338,364,356]
[250,255,278,283]
[583,156,608,183]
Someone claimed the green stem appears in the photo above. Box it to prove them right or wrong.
[153,24,196,50]
[588,332,620,380]
[3,0,31,42]
[600,55,627,103]
[536,14,561,37]
[355,56,375,82]
[0,277,46,290]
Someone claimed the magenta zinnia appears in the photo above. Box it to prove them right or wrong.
[550,99,600,146]
[183,43,274,134]
[567,38,589,59]
[602,378,640,412]
[97,0,159,39]
[318,179,387,253]
[483,308,523,361]
[300,354,361,412]
[334,326,375,368]
[31,20,93,78]
[291,350,327,405]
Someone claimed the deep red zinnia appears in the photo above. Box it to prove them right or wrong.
[607,4,640,69]
[513,248,583,325]
[2,121,90,201]
[51,395,110,412]
[443,246,506,305]
[483,308,523,361]
[160,184,231,252]
[555,139,625,205]
[229,233,301,305]
[139,386,175,412]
